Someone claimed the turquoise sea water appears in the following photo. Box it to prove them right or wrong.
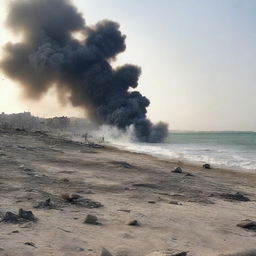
[112,131,256,172]
[167,131,256,149]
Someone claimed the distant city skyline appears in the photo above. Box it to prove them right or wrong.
[1,0,256,131]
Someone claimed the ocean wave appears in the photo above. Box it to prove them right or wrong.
[110,141,256,172]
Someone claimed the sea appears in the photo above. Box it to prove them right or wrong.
[109,131,256,172]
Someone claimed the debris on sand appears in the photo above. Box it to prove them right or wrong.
[187,198,214,205]
[57,227,72,233]
[88,143,105,149]
[219,192,250,202]
[16,128,26,132]
[1,212,21,224]
[24,242,37,248]
[61,193,72,200]
[80,149,98,154]
[184,172,194,177]
[33,130,47,136]
[23,168,36,176]
[203,163,211,169]
[117,209,131,213]
[100,247,113,256]
[111,161,133,169]
[33,198,57,209]
[128,220,140,226]
[1,209,36,224]
[61,193,81,201]
[146,250,188,256]
[18,209,36,221]
[172,167,183,173]
[221,249,256,256]
[169,201,182,205]
[237,220,256,231]
[61,194,103,208]
[84,214,100,225]
[132,183,158,189]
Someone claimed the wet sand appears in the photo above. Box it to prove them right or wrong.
[0,130,255,256]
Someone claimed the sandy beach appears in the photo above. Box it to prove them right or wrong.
[0,130,255,256]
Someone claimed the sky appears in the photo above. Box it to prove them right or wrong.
[0,0,256,131]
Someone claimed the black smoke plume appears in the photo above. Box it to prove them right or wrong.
[1,0,168,142]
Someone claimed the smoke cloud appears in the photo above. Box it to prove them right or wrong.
[1,0,168,142]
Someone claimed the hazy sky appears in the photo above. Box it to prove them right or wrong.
[1,0,256,131]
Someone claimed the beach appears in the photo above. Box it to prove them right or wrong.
[0,130,255,256]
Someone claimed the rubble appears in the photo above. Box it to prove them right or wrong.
[1,209,36,224]
[33,198,57,209]
[172,167,183,173]
[61,194,103,208]
[237,220,256,231]
[219,192,250,202]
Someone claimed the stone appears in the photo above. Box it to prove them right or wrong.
[146,250,187,256]
[128,220,140,226]
[184,173,194,177]
[100,248,113,256]
[1,209,36,224]
[220,192,250,202]
[24,242,37,248]
[76,248,85,252]
[172,167,183,173]
[84,214,99,225]
[203,164,211,169]
[237,220,256,231]
[1,212,21,224]
[18,209,36,221]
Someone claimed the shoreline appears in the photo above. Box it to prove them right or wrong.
[103,142,256,173]
[0,130,255,256]
[107,142,256,176]
[107,144,256,190]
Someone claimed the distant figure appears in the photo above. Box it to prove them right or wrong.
[83,133,89,143]
[99,136,104,143]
